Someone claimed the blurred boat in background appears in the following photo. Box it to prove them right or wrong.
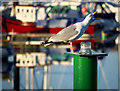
[1,2,96,49]
[1,2,119,53]
[1,2,119,34]
[1,2,94,33]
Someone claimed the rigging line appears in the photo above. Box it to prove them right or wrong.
[48,65,52,89]
[20,67,26,89]
[98,60,111,89]
[41,66,44,89]
[20,83,26,89]
[57,65,67,89]
[33,68,40,90]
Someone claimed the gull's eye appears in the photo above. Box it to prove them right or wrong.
[90,14,92,17]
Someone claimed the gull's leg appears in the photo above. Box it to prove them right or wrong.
[70,42,74,53]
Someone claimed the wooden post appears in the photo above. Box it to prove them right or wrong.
[48,65,52,89]
[43,66,47,90]
[14,55,20,91]
[26,67,29,89]
[31,68,34,90]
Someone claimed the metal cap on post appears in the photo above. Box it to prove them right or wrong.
[79,41,92,55]
[64,41,107,90]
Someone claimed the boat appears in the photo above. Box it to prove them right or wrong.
[1,2,95,34]
[1,2,119,49]
[2,2,119,33]
[1,2,96,48]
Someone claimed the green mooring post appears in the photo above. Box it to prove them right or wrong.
[64,52,107,89]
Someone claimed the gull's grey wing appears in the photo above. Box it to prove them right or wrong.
[48,25,79,42]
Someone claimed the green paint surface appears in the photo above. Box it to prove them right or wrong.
[64,52,103,89]
[73,55,97,89]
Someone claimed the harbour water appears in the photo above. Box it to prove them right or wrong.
[1,46,119,89]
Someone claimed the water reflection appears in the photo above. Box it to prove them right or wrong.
[2,38,119,90]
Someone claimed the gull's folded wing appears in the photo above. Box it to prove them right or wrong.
[49,25,79,42]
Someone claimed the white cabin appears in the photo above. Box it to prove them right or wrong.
[11,5,46,22]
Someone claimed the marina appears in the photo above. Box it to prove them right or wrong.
[0,1,120,90]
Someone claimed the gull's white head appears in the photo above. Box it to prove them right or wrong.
[84,11,97,24]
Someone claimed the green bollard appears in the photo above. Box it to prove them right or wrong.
[65,52,107,89]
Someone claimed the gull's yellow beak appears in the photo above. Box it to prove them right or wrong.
[93,11,97,15]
